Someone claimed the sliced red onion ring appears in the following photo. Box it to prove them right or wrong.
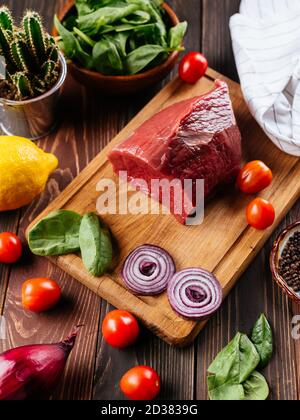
[167,268,222,320]
[122,245,176,295]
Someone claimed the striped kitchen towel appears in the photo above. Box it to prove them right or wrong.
[230,0,300,156]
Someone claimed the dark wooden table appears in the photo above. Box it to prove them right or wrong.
[0,0,299,401]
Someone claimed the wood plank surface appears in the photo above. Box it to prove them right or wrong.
[26,65,300,348]
[196,0,299,401]
[0,0,299,400]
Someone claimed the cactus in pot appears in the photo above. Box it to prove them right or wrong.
[0,6,60,101]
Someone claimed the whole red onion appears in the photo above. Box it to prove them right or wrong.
[0,327,80,400]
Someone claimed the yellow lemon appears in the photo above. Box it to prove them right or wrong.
[0,136,58,211]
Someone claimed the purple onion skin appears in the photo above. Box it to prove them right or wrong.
[0,328,78,400]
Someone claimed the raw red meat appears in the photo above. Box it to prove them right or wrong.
[108,80,242,224]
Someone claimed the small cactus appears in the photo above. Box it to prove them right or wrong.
[12,72,34,98]
[0,7,60,100]
[0,6,13,32]
[23,11,47,64]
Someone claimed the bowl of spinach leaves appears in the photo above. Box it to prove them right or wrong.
[54,0,187,95]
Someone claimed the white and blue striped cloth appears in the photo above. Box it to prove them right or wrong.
[230,0,300,156]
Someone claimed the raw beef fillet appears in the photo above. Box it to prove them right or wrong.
[108,80,242,224]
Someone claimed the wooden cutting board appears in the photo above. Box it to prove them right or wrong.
[27,68,300,346]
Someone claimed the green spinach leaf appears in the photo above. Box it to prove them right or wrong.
[59,0,187,75]
[243,371,269,400]
[207,333,241,389]
[54,15,78,58]
[111,32,130,57]
[239,333,261,382]
[75,0,123,16]
[169,21,187,49]
[121,10,151,25]
[54,15,94,68]
[207,333,261,400]
[93,36,124,73]
[251,314,273,368]
[126,44,167,74]
[127,0,167,44]
[75,0,94,16]
[77,4,139,36]
[152,0,164,6]
[208,333,260,385]
[79,213,113,276]
[28,210,83,256]
[208,381,245,401]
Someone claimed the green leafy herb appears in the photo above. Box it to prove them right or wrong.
[77,4,140,36]
[54,15,94,68]
[251,314,273,368]
[93,36,124,74]
[121,10,150,25]
[207,315,273,401]
[54,0,187,75]
[243,371,270,401]
[79,213,113,276]
[207,333,260,401]
[169,21,188,49]
[126,44,167,74]
[28,210,82,256]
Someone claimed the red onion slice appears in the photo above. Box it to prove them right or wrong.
[167,268,222,320]
[122,245,176,295]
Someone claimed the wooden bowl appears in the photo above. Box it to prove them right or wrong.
[54,1,181,95]
[270,221,300,302]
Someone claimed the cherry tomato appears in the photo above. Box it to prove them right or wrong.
[120,366,161,400]
[0,232,22,264]
[22,278,61,313]
[102,310,139,349]
[246,198,275,230]
[179,52,208,84]
[237,161,273,194]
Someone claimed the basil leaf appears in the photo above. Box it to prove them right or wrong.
[93,36,123,73]
[243,371,269,400]
[79,213,113,276]
[29,210,82,256]
[251,314,273,368]
[169,21,187,49]
[126,44,167,74]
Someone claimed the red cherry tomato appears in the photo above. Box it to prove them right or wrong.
[102,310,139,349]
[179,52,208,84]
[22,278,61,313]
[0,232,22,264]
[120,366,161,400]
[246,198,275,230]
[237,161,273,194]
